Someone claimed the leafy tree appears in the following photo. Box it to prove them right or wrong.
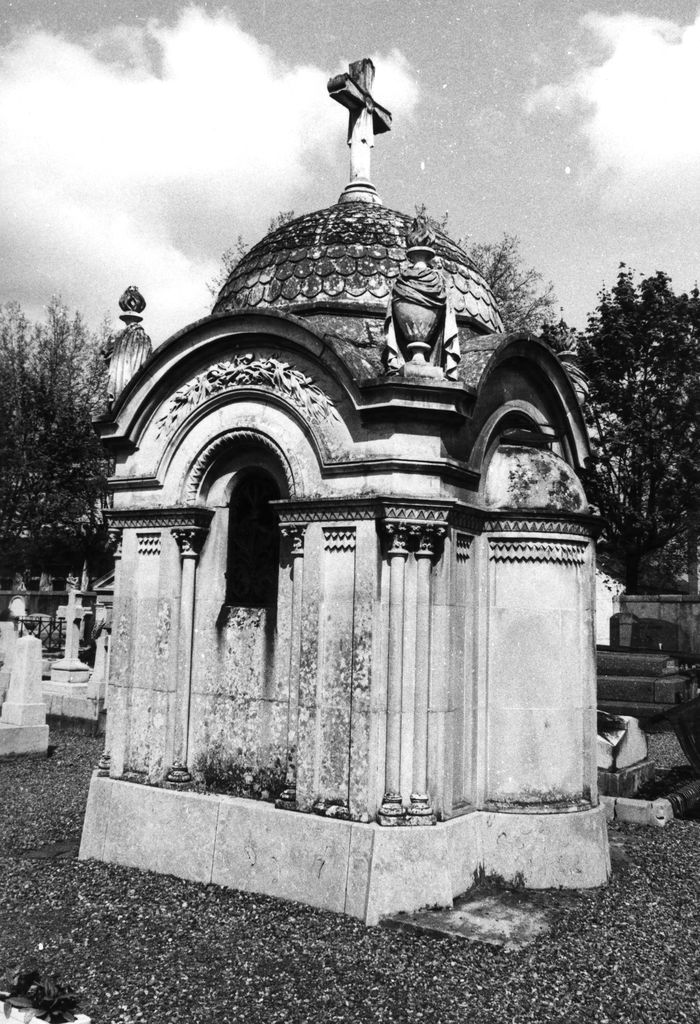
[463,233,557,333]
[0,298,109,581]
[578,267,700,592]
[208,211,297,299]
[415,207,557,333]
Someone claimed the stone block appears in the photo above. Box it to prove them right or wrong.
[597,715,648,771]
[364,824,453,925]
[654,675,687,704]
[600,795,616,821]
[50,660,91,685]
[0,701,46,727]
[79,774,114,859]
[101,781,220,883]
[480,804,610,890]
[652,798,673,828]
[614,797,653,825]
[80,782,611,925]
[0,723,49,757]
[212,800,353,914]
[598,760,654,798]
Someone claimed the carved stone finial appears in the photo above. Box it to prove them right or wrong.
[406,216,437,256]
[383,216,461,381]
[118,285,146,322]
[102,286,152,409]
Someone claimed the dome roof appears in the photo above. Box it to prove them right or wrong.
[213,202,503,334]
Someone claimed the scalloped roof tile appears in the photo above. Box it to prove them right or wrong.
[213,202,503,335]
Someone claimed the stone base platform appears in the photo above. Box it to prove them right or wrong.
[0,722,49,757]
[598,759,654,798]
[80,777,611,925]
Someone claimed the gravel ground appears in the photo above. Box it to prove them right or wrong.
[1,733,700,1024]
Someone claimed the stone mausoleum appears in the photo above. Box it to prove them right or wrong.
[81,60,610,923]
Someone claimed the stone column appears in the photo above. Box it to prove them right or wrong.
[406,524,443,825]
[276,525,306,809]
[378,522,409,825]
[165,526,208,787]
[95,527,122,777]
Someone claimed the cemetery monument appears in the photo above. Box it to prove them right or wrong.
[80,59,610,923]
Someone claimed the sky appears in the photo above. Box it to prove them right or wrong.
[1,0,699,344]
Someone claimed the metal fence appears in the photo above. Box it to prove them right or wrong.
[18,616,66,651]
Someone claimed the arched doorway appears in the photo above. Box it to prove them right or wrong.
[226,469,281,608]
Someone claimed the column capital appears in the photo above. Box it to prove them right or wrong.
[106,527,123,558]
[411,523,447,558]
[381,521,410,557]
[172,526,209,559]
[280,524,306,557]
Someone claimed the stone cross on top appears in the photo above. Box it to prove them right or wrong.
[327,58,392,205]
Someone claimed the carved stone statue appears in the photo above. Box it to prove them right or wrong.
[383,218,460,380]
[103,286,153,407]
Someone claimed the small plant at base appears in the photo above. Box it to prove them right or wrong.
[2,969,82,1023]
[193,743,291,801]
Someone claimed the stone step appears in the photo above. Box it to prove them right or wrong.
[597,649,677,677]
[597,674,689,706]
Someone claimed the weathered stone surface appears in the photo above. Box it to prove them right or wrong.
[100,781,220,883]
[598,760,654,797]
[0,636,48,756]
[213,203,503,334]
[597,715,648,771]
[614,797,654,825]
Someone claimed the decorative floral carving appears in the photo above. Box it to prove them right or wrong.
[381,521,410,557]
[106,527,123,558]
[171,527,209,558]
[155,353,340,438]
[281,525,306,556]
[412,523,447,557]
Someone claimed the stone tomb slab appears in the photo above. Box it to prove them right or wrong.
[383,888,552,950]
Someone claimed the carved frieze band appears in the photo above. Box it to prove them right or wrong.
[155,353,340,439]
[323,527,356,552]
[488,540,587,565]
[483,517,597,538]
[455,533,473,561]
[105,507,215,531]
[280,525,306,556]
[383,505,450,524]
[137,532,162,557]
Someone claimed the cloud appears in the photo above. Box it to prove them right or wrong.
[0,8,418,342]
[529,11,700,213]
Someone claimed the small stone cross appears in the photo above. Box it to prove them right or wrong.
[57,588,90,663]
[327,58,392,199]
